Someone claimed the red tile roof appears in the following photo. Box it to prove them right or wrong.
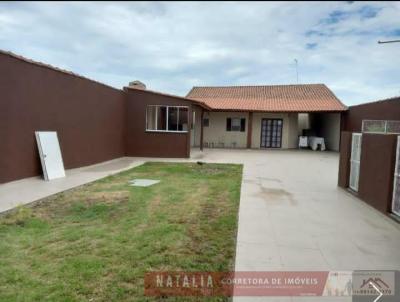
[186,84,347,112]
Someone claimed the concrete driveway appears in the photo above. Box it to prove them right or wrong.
[232,149,400,271]
[192,149,400,271]
[192,149,400,302]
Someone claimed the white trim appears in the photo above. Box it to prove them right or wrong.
[145,130,188,134]
[349,133,362,192]
[166,106,169,131]
[392,135,400,216]
[145,105,189,133]
[362,119,400,134]
[147,105,189,108]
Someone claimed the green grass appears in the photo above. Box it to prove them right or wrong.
[0,162,242,302]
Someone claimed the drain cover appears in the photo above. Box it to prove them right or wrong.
[129,179,160,187]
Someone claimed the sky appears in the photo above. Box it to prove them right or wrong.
[0,1,399,105]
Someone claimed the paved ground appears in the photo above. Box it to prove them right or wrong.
[192,149,400,302]
[0,157,145,213]
[1,149,400,301]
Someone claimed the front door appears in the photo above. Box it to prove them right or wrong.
[260,119,283,148]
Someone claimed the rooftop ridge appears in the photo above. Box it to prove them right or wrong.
[191,83,326,89]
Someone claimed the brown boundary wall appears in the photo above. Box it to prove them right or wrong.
[343,97,400,132]
[0,53,196,184]
[125,88,192,158]
[0,53,127,184]
[339,97,400,215]
[358,134,397,214]
[337,131,352,188]
[339,131,398,215]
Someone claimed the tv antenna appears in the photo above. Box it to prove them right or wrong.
[378,40,400,44]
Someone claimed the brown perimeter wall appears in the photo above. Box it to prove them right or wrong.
[0,52,193,184]
[125,88,192,158]
[343,97,400,132]
[358,134,397,214]
[339,96,400,215]
[337,131,352,188]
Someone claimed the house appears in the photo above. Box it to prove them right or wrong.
[0,49,346,184]
[338,96,400,219]
[187,84,347,151]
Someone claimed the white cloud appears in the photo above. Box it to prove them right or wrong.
[0,1,399,104]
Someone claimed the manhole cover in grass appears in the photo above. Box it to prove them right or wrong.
[129,179,160,187]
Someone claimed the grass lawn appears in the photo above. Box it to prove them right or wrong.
[0,162,242,301]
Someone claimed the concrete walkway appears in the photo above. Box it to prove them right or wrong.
[0,155,200,214]
[0,157,145,213]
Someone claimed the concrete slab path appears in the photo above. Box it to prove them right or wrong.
[0,157,145,213]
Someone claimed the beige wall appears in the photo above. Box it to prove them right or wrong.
[192,110,300,149]
[318,113,341,151]
[203,111,249,148]
[288,113,299,148]
[251,113,297,149]
[298,113,309,136]
[191,109,340,151]
[191,106,202,147]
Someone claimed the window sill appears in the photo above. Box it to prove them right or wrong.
[145,130,189,134]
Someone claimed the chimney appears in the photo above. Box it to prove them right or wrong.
[128,80,146,90]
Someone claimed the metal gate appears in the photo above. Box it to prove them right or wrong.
[349,133,362,192]
[392,135,400,216]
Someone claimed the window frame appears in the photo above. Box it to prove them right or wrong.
[146,105,189,133]
[362,119,400,134]
[231,118,241,131]
[226,117,246,132]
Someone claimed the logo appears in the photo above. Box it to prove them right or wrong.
[360,278,390,290]
[352,271,395,297]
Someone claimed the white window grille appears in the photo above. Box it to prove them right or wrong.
[362,120,400,134]
[349,133,362,192]
[146,105,189,133]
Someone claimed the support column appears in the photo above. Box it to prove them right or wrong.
[200,109,204,151]
[247,112,253,149]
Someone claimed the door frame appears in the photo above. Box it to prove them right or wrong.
[260,118,283,149]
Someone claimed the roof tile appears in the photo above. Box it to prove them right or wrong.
[186,84,347,112]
